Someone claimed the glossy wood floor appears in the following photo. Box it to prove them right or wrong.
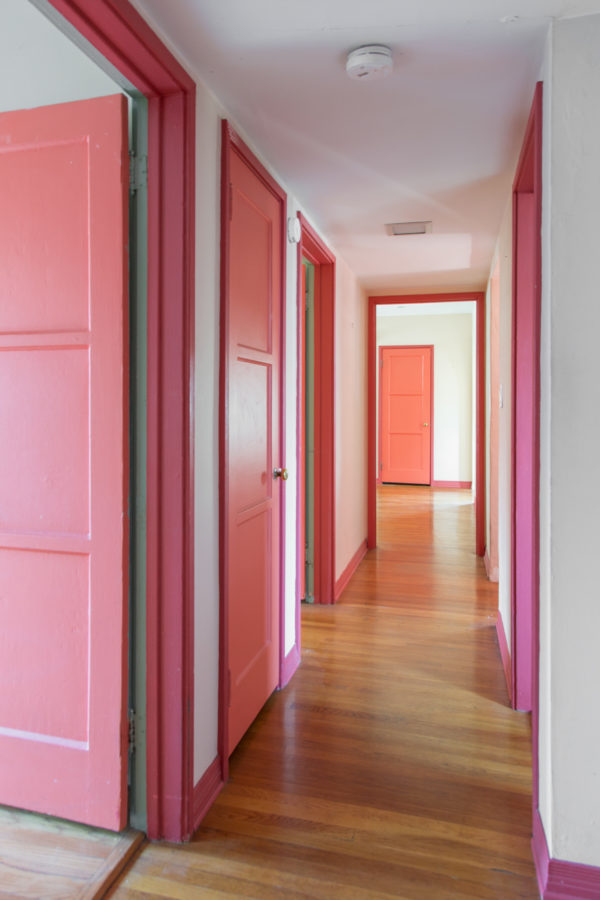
[110,486,538,899]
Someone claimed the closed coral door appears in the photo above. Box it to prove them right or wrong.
[380,346,432,485]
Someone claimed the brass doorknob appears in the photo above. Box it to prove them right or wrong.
[273,467,289,480]
[423,423,429,427]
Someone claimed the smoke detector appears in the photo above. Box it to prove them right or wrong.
[346,45,393,81]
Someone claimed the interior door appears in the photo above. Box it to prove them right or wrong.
[225,135,284,755]
[0,95,129,830]
[380,346,432,484]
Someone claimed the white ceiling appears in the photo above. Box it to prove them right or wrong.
[133,0,600,293]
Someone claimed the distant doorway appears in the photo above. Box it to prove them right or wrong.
[368,292,485,555]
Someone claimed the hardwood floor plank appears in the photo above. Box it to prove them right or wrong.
[0,806,144,899]
[110,486,538,899]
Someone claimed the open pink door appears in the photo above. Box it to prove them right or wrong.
[0,96,129,830]
[380,346,432,484]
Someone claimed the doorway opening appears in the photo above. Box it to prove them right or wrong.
[295,216,336,610]
[302,260,316,605]
[30,0,196,842]
[368,292,486,555]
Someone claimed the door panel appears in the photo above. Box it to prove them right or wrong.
[380,347,432,484]
[226,144,283,755]
[0,95,129,830]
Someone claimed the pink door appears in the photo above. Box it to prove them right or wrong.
[225,137,283,754]
[380,346,432,484]
[0,96,129,829]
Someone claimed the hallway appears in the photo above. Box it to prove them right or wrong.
[110,486,537,899]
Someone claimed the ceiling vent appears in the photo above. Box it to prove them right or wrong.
[346,45,393,81]
[385,221,432,236]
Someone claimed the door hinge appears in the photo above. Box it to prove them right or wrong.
[380,462,383,471]
[380,357,383,369]
[128,708,136,753]
[129,152,148,195]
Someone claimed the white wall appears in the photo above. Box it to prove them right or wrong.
[0,0,120,112]
[376,313,473,484]
[538,13,600,867]
[335,260,368,580]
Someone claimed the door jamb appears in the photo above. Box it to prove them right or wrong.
[378,345,434,485]
[219,121,287,778]
[46,0,196,842]
[368,292,485,554]
[296,214,336,605]
[510,83,542,790]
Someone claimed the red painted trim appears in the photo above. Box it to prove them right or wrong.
[379,345,433,485]
[298,214,336,605]
[280,644,301,690]
[47,0,196,842]
[367,298,377,549]
[219,122,287,776]
[296,253,306,615]
[334,539,368,601]
[431,481,472,489]
[495,611,512,703]
[192,758,224,831]
[368,293,485,554]
[532,810,600,899]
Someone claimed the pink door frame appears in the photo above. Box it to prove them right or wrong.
[368,293,485,555]
[378,345,434,486]
[219,122,287,776]
[47,0,196,841]
[296,215,336,607]
[511,82,542,755]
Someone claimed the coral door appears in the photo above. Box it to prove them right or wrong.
[0,96,129,829]
[380,346,432,484]
[224,132,283,755]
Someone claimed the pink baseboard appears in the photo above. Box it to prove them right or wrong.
[495,610,512,703]
[484,549,499,582]
[280,643,300,689]
[533,809,600,898]
[431,480,472,489]
[334,539,368,601]
[192,756,223,832]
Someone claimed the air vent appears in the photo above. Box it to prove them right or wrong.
[385,221,432,236]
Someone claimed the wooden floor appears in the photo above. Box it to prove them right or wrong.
[0,806,143,899]
[109,485,537,899]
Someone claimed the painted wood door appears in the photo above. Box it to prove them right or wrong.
[380,346,432,484]
[0,95,129,830]
[225,137,283,755]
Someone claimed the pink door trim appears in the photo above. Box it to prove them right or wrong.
[510,84,542,835]
[47,0,196,841]
[378,345,433,485]
[219,121,287,779]
[368,293,485,555]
